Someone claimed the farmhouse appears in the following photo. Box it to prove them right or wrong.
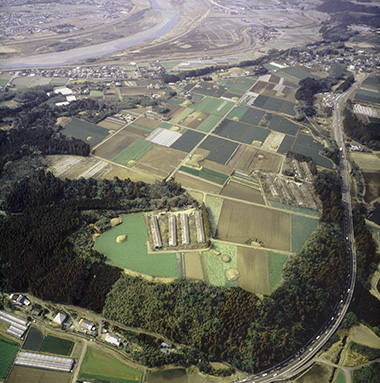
[168,214,177,246]
[79,318,95,332]
[0,310,28,339]
[53,313,67,325]
[105,333,122,347]
[150,215,163,249]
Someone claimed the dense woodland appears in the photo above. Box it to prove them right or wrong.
[343,105,380,150]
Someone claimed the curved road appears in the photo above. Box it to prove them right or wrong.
[236,80,365,383]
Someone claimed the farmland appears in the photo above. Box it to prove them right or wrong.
[179,166,229,186]
[61,118,109,147]
[216,200,291,251]
[268,251,289,293]
[112,140,153,165]
[7,366,72,383]
[79,347,142,383]
[94,213,178,277]
[171,130,205,152]
[221,181,265,205]
[199,136,239,164]
[291,215,318,253]
[22,327,43,351]
[184,252,205,281]
[0,335,19,379]
[189,96,234,116]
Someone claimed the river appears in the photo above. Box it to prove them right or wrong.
[0,0,178,68]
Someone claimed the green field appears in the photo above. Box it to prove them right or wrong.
[200,136,239,164]
[145,368,187,383]
[94,213,178,277]
[169,107,193,125]
[205,195,224,236]
[61,118,109,147]
[266,114,300,136]
[240,107,266,125]
[171,130,205,152]
[292,144,333,169]
[215,119,270,144]
[112,139,153,164]
[268,251,288,293]
[197,114,222,133]
[0,335,19,379]
[227,106,250,120]
[161,60,181,71]
[23,327,43,351]
[277,135,296,153]
[179,166,229,185]
[79,347,141,383]
[291,215,318,253]
[203,243,238,288]
[192,82,228,97]
[40,336,74,356]
[335,370,346,383]
[295,133,324,150]
[190,96,234,116]
[268,200,321,217]
[355,88,380,104]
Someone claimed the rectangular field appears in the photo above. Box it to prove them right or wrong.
[179,166,229,185]
[94,213,178,277]
[215,119,270,144]
[79,347,141,383]
[199,136,239,164]
[237,247,270,295]
[174,172,223,194]
[197,114,222,133]
[22,327,43,351]
[228,146,283,174]
[240,107,266,125]
[217,200,291,251]
[181,110,210,129]
[190,96,234,116]
[291,215,318,253]
[112,139,153,165]
[220,181,265,204]
[184,252,204,281]
[7,366,72,383]
[171,130,205,152]
[291,144,333,169]
[265,114,300,136]
[0,336,19,379]
[268,251,288,293]
[40,336,74,356]
[61,118,109,147]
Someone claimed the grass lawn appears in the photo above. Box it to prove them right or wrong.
[291,215,318,253]
[268,252,288,293]
[79,347,141,383]
[95,213,178,277]
[40,336,74,356]
[0,335,19,379]
[112,139,153,164]
[335,370,346,383]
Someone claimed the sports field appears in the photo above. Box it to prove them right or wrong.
[112,139,153,165]
[79,347,141,383]
[179,166,229,185]
[61,118,109,147]
[94,213,178,277]
[0,335,19,379]
[40,336,74,356]
[291,215,318,253]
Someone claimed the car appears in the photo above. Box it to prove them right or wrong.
[273,373,278,377]
[316,335,320,340]
[310,347,314,351]
[340,299,343,304]
[331,316,335,320]
[262,373,267,377]
[348,288,351,293]
[326,329,330,334]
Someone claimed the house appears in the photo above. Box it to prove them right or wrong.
[105,333,121,347]
[53,313,67,325]
[79,318,95,332]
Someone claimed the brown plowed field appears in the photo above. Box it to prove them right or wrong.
[7,366,72,383]
[220,181,265,204]
[237,247,270,295]
[184,252,204,281]
[216,200,290,251]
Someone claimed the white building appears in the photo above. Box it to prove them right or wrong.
[105,333,121,347]
[53,313,67,325]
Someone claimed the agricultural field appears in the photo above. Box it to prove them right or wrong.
[363,172,380,203]
[265,113,300,136]
[228,145,283,174]
[174,172,223,194]
[7,366,72,383]
[237,247,270,295]
[216,200,291,251]
[351,152,380,171]
[253,95,296,116]
[112,140,154,165]
[40,335,74,356]
[0,335,19,379]
[184,252,204,281]
[94,213,178,278]
[220,181,265,205]
[105,166,157,184]
[189,96,234,116]
[291,215,318,253]
[268,251,288,293]
[179,166,229,186]
[354,88,380,104]
[203,242,238,288]
[181,110,210,129]
[294,363,333,383]
[261,131,286,152]
[196,114,223,133]
[169,107,194,125]
[61,118,109,147]
[171,129,205,152]
[22,326,43,351]
[291,144,333,169]
[199,136,240,164]
[145,368,187,383]
[239,107,266,125]
[137,146,186,179]
[79,347,142,383]
[204,195,224,236]
[191,82,228,98]
[215,119,270,144]
[268,200,321,218]
[97,118,126,131]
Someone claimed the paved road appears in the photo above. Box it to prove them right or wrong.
[235,79,365,383]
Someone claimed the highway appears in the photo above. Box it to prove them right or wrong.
[235,80,364,383]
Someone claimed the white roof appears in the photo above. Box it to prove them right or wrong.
[53,313,67,325]
[54,87,73,95]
